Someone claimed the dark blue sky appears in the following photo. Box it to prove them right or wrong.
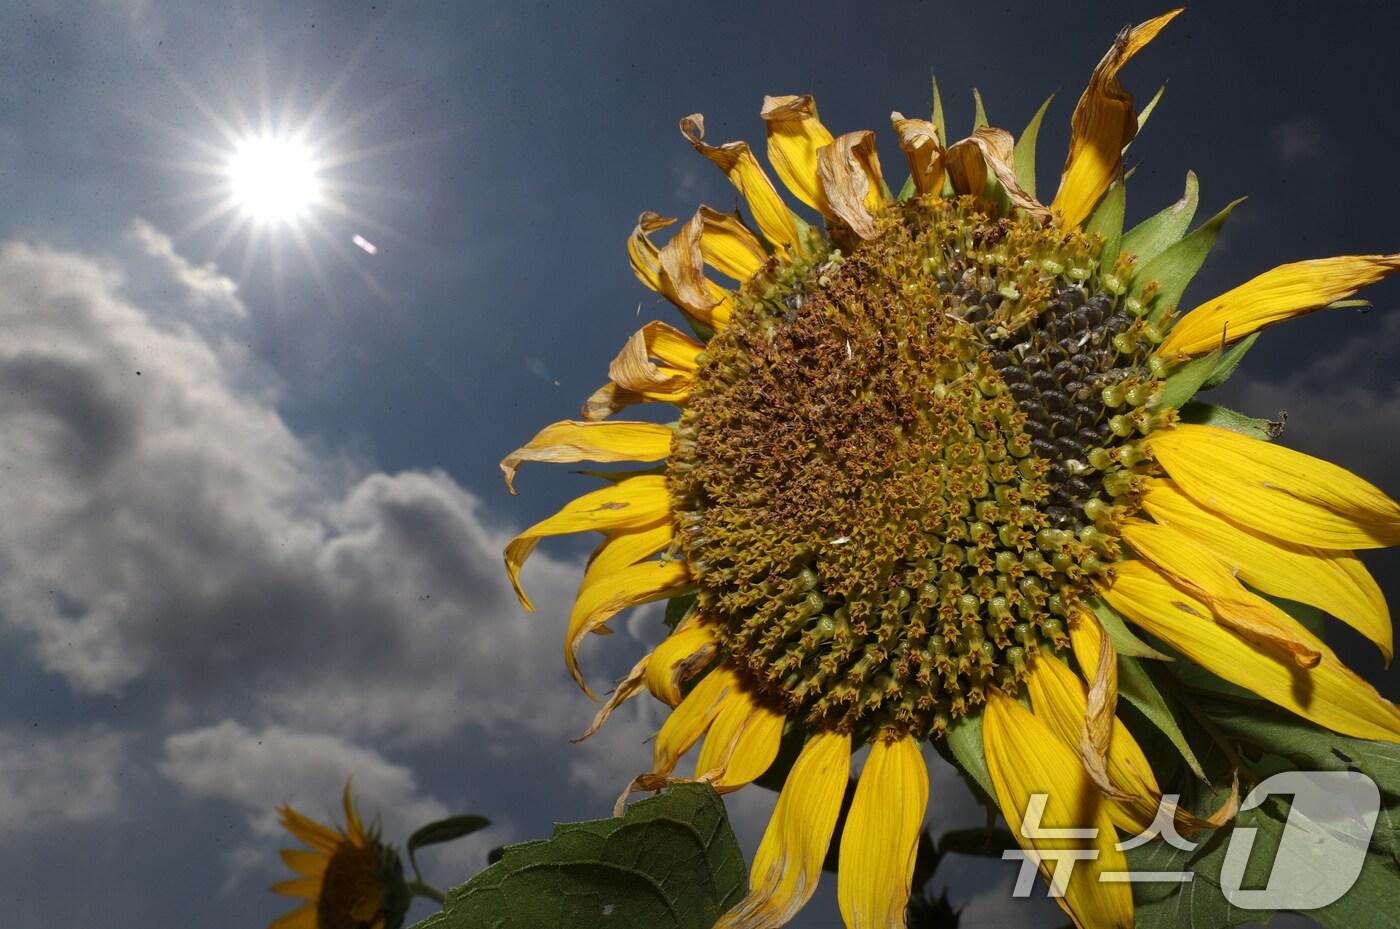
[1,2,1398,927]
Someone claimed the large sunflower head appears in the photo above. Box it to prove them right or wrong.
[503,9,1400,929]
[271,784,409,929]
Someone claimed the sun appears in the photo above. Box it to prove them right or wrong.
[225,133,322,225]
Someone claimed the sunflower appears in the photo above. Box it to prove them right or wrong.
[502,9,1400,928]
[271,783,409,929]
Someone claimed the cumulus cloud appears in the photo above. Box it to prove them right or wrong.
[0,234,624,755]
[0,726,126,836]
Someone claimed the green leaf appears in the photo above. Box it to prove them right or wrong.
[1121,171,1199,266]
[1135,84,1167,135]
[1198,332,1259,390]
[971,87,988,132]
[1119,656,1208,781]
[1089,598,1173,661]
[897,173,917,201]
[1013,95,1053,200]
[937,826,1017,858]
[408,815,491,882]
[664,592,697,630]
[930,73,947,147]
[1178,401,1277,440]
[413,784,745,929]
[1135,197,1246,325]
[1084,180,1126,272]
[944,711,996,803]
[1155,350,1223,410]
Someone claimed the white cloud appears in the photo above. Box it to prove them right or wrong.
[0,726,126,836]
[161,720,510,883]
[1271,118,1324,163]
[0,235,616,753]
[127,218,244,320]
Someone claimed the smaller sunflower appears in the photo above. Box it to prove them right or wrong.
[271,783,409,929]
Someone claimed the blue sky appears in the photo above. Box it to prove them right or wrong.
[2,1,1399,927]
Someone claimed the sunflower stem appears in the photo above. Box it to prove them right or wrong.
[406,880,447,905]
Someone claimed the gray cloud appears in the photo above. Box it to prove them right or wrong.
[0,726,127,837]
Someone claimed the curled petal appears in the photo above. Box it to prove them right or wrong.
[944,128,1050,218]
[680,114,803,254]
[504,476,670,609]
[1141,478,1392,662]
[1052,10,1182,229]
[891,112,945,196]
[645,620,718,706]
[499,420,673,493]
[565,559,691,697]
[658,212,735,330]
[575,651,649,742]
[760,94,835,213]
[837,735,928,929]
[1105,560,1400,742]
[1145,424,1400,549]
[816,130,887,240]
[715,731,851,929]
[582,321,702,421]
[627,211,677,294]
[1161,253,1400,356]
[1121,519,1322,668]
[983,690,1133,929]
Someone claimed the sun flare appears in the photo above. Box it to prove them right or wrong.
[226,134,322,225]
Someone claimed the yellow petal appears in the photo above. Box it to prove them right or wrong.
[982,691,1133,929]
[680,114,803,255]
[943,128,1050,218]
[566,559,691,697]
[645,621,718,706]
[627,211,677,294]
[837,735,928,929]
[504,476,672,609]
[1052,10,1182,229]
[1141,478,1392,662]
[715,731,851,929]
[696,206,768,282]
[279,848,328,878]
[1161,254,1400,356]
[500,420,673,494]
[760,94,835,213]
[695,686,785,792]
[652,664,738,775]
[1024,651,1160,833]
[890,112,945,197]
[582,521,675,592]
[1120,519,1322,668]
[279,806,341,854]
[271,876,323,901]
[816,130,887,239]
[1146,424,1400,549]
[1104,560,1400,742]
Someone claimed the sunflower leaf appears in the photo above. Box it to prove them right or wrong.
[1121,171,1199,266]
[1089,598,1173,661]
[943,711,996,803]
[930,73,947,147]
[1177,401,1277,440]
[412,783,744,929]
[1118,655,1208,781]
[664,592,697,630]
[407,815,491,882]
[1013,95,1053,200]
[1198,332,1259,390]
[1155,349,1223,410]
[1137,197,1246,325]
[1084,179,1126,272]
[971,87,989,132]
